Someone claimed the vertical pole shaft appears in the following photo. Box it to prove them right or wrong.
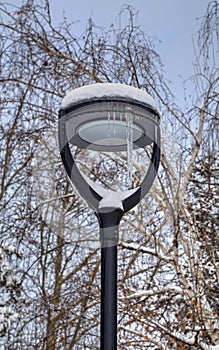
[96,208,123,350]
[101,245,117,350]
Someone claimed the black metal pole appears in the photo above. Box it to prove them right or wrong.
[101,244,117,350]
[96,208,123,350]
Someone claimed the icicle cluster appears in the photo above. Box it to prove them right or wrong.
[107,102,137,188]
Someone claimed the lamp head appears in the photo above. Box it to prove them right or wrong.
[59,84,160,152]
[58,83,160,215]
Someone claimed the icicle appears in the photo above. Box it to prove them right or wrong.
[113,111,116,134]
[107,106,111,138]
[125,105,133,188]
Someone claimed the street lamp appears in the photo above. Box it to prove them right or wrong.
[58,83,160,350]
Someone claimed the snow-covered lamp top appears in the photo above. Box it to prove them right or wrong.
[60,83,160,116]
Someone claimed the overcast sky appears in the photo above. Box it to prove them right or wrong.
[9,0,209,105]
[53,0,209,104]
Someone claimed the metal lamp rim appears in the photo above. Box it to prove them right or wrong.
[59,96,160,121]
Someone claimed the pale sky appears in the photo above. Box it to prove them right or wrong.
[8,0,210,105]
[53,0,210,106]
